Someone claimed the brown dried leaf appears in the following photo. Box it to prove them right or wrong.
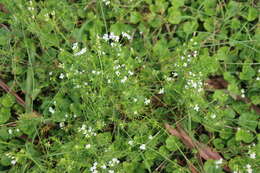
[0,3,9,14]
[165,123,222,160]
[0,80,26,106]
[204,76,228,90]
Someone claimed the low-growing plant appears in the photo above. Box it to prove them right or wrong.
[0,0,260,172]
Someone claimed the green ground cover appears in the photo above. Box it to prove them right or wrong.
[0,0,260,172]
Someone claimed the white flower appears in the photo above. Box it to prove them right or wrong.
[128,140,134,146]
[133,98,138,102]
[140,144,146,150]
[215,158,223,165]
[72,42,78,50]
[211,114,216,119]
[59,122,65,128]
[74,48,87,56]
[59,73,65,79]
[122,32,132,40]
[8,129,13,135]
[108,170,114,173]
[16,129,20,132]
[112,158,120,164]
[256,77,260,81]
[49,107,55,114]
[115,71,120,76]
[159,88,164,94]
[246,164,253,173]
[101,165,107,169]
[194,104,199,111]
[11,160,17,165]
[128,71,134,76]
[85,144,91,149]
[144,98,150,105]
[120,76,127,83]
[148,135,153,140]
[250,152,256,159]
[49,72,53,75]
[103,0,110,5]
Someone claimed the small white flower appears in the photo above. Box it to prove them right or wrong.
[59,122,65,128]
[140,144,146,150]
[108,170,114,173]
[144,98,150,105]
[49,107,55,114]
[211,114,216,119]
[128,71,134,76]
[103,0,110,5]
[74,48,87,56]
[107,79,111,83]
[250,152,256,159]
[133,111,138,115]
[16,129,20,132]
[133,98,138,102]
[112,158,120,164]
[246,164,253,173]
[115,71,120,76]
[194,104,199,111]
[73,114,77,118]
[256,77,260,81]
[11,160,17,165]
[215,158,223,165]
[120,76,127,83]
[148,135,153,140]
[128,140,134,146]
[49,72,53,75]
[85,144,91,149]
[159,88,164,94]
[59,73,65,79]
[122,32,132,40]
[8,129,13,135]
[72,42,79,50]
[101,165,107,169]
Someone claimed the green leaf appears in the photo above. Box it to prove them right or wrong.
[18,114,41,137]
[167,7,182,24]
[0,127,9,140]
[183,20,198,35]
[0,108,11,124]
[238,112,258,131]
[203,18,214,32]
[235,129,254,143]
[203,160,224,173]
[170,0,184,8]
[165,136,180,151]
[130,12,142,24]
[239,65,255,80]
[247,7,258,21]
[213,138,225,149]
[1,94,15,108]
[0,155,11,166]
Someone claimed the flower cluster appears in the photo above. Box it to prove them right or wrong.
[78,125,97,137]
[184,71,203,92]
[5,153,17,165]
[72,42,87,56]
[102,0,110,6]
[89,158,120,173]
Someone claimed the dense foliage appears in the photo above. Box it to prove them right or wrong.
[0,0,260,172]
